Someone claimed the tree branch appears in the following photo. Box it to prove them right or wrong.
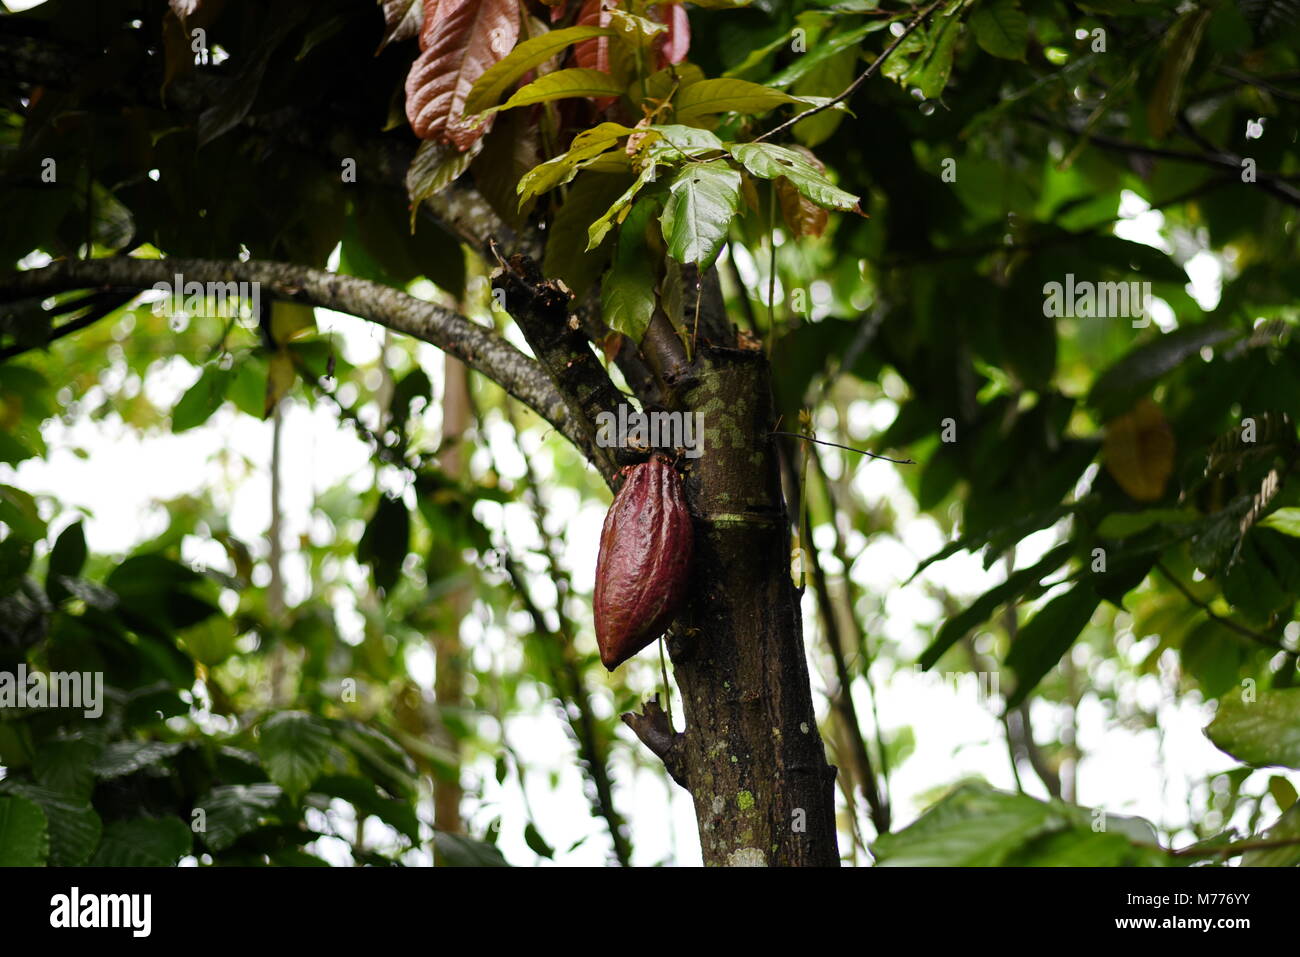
[490,249,627,486]
[755,0,947,144]
[0,256,598,462]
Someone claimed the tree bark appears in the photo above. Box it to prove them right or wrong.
[626,347,841,866]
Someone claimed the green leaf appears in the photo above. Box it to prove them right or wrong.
[335,721,420,801]
[0,485,46,540]
[602,197,659,342]
[1005,584,1102,708]
[874,782,1165,866]
[171,365,231,432]
[729,142,860,212]
[544,172,631,297]
[644,124,726,162]
[91,817,192,866]
[310,775,420,844]
[0,795,48,866]
[518,122,635,204]
[195,783,283,852]
[1097,508,1200,538]
[34,737,100,801]
[767,21,890,89]
[660,160,742,269]
[586,162,660,251]
[0,781,101,866]
[464,26,617,115]
[1243,804,1300,866]
[1087,326,1235,417]
[405,138,483,228]
[524,821,555,859]
[357,495,411,592]
[46,520,87,601]
[1207,689,1300,769]
[91,741,185,779]
[919,543,1073,670]
[674,78,798,122]
[970,0,1028,60]
[434,831,510,866]
[495,68,626,112]
[1260,508,1300,538]
[872,782,1073,866]
[259,710,334,797]
[905,8,963,99]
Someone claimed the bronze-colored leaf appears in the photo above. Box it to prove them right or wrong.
[1104,398,1175,502]
[404,0,520,149]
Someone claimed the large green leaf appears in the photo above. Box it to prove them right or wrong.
[674,78,798,122]
[586,163,661,251]
[434,831,510,866]
[464,26,616,114]
[46,520,87,601]
[518,123,635,204]
[1259,508,1300,538]
[970,0,1028,60]
[91,817,193,866]
[195,783,284,852]
[357,495,411,592]
[495,68,626,112]
[92,741,185,779]
[171,365,230,433]
[259,711,335,797]
[1005,584,1102,708]
[660,161,742,268]
[874,782,1165,866]
[1207,689,1300,769]
[904,7,964,99]
[919,543,1073,670]
[729,142,860,212]
[0,781,100,866]
[873,782,1074,866]
[602,197,659,341]
[0,795,49,866]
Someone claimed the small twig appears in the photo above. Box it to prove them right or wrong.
[755,0,947,144]
[770,430,915,465]
[622,694,687,788]
[0,288,137,361]
[1154,561,1286,651]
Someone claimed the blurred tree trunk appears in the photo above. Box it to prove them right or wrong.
[433,352,471,839]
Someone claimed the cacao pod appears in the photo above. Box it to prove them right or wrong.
[593,454,693,670]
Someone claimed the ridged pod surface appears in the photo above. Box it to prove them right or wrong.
[593,455,694,670]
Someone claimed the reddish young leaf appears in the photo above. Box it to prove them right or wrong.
[654,3,690,67]
[405,0,519,149]
[572,0,611,74]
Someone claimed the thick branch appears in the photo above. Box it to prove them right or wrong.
[490,251,626,486]
[0,256,595,459]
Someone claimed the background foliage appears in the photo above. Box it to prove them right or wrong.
[1,0,1298,866]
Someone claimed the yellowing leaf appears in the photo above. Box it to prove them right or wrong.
[494,68,626,113]
[674,78,798,123]
[269,301,316,345]
[517,122,634,203]
[265,349,296,416]
[463,25,616,115]
[1103,398,1175,502]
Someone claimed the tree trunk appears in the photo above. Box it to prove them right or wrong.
[628,347,840,866]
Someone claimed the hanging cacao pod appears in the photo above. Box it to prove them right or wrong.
[593,454,694,670]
